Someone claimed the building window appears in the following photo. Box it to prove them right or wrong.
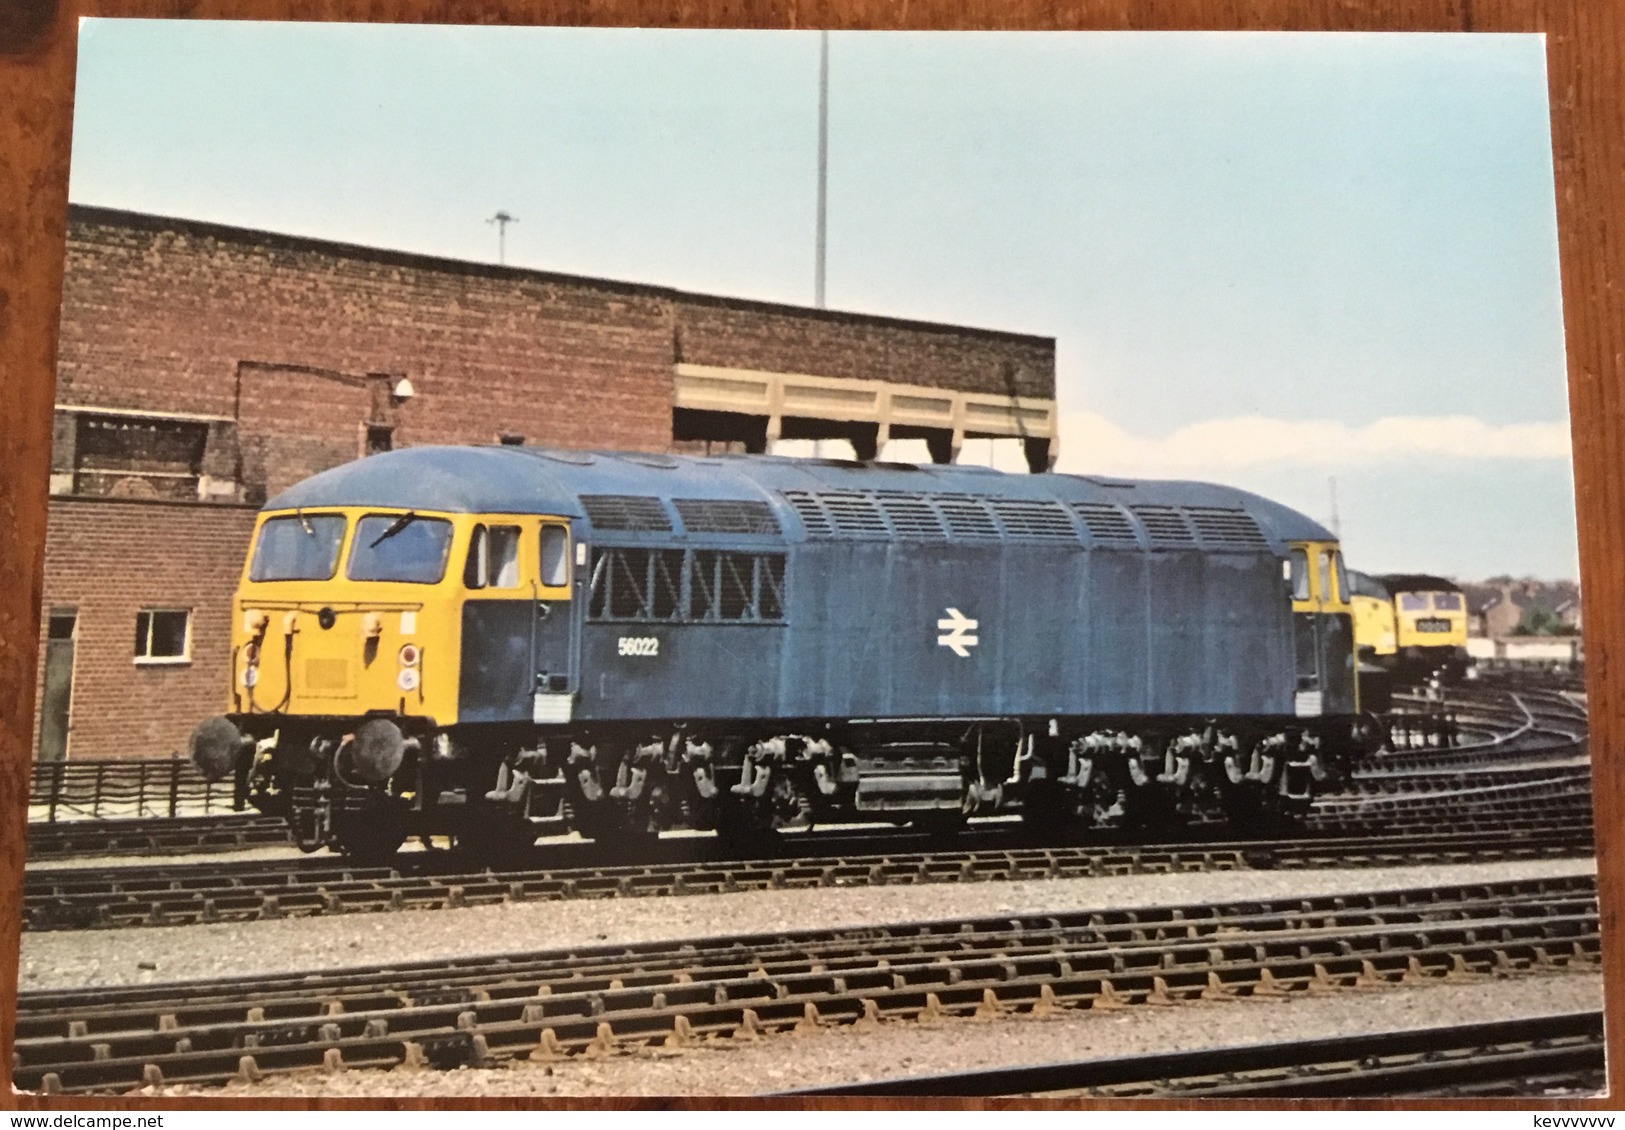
[365,424,394,456]
[75,415,207,500]
[134,609,191,664]
[47,609,78,641]
[499,433,525,446]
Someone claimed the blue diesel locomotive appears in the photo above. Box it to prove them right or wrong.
[191,446,1370,859]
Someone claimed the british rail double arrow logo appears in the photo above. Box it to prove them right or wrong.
[937,607,979,658]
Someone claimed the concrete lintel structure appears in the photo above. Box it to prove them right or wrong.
[673,362,1057,471]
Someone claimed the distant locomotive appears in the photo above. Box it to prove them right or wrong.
[191,446,1375,859]
[1348,571,1470,685]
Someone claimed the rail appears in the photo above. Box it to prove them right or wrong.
[788,1011,1605,1098]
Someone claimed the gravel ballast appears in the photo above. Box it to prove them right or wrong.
[20,856,1596,990]
[145,970,1604,1098]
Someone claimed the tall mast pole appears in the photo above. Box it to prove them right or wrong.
[815,30,829,309]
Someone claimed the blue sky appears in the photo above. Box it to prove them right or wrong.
[69,23,1576,579]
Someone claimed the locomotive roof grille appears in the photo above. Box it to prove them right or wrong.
[986,498,1078,541]
[264,446,1337,546]
[1130,504,1198,548]
[580,494,674,532]
[781,491,835,537]
[1185,507,1270,551]
[672,498,782,537]
[931,494,1002,539]
[1069,502,1141,547]
[819,491,891,536]
[780,489,1081,543]
[874,493,948,539]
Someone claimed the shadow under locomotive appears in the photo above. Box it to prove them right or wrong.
[189,446,1384,862]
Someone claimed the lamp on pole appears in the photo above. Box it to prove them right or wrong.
[487,211,518,265]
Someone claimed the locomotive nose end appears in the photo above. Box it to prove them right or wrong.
[190,716,247,782]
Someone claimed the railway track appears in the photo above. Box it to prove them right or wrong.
[25,814,292,858]
[790,1011,1605,1098]
[14,873,1599,1094]
[22,763,1590,862]
[23,821,1594,932]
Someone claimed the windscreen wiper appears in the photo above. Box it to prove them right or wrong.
[369,511,419,548]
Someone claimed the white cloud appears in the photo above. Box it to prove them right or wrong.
[1053,412,1572,478]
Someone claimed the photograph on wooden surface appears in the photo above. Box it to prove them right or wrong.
[16,23,1598,1099]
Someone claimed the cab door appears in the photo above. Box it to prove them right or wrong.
[457,518,578,725]
[1287,542,1356,717]
[457,519,532,723]
[530,522,576,724]
[1288,546,1324,716]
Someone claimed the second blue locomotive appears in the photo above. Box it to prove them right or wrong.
[192,445,1370,858]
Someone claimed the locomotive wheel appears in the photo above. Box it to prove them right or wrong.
[1219,784,1301,836]
[1115,783,1178,832]
[1020,779,1086,837]
[570,797,659,848]
[716,806,780,855]
[457,811,537,862]
[333,812,407,864]
[910,811,967,835]
[724,766,810,840]
[570,797,622,843]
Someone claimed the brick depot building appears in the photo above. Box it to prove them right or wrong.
[34,205,1057,762]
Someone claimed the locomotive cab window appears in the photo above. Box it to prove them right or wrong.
[1434,592,1464,611]
[347,514,454,584]
[1398,593,1430,612]
[540,524,570,587]
[464,524,521,590]
[1330,551,1349,604]
[1289,549,1310,601]
[1317,550,1334,603]
[249,514,346,581]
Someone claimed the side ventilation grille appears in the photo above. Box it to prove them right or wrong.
[580,494,673,532]
[672,498,782,536]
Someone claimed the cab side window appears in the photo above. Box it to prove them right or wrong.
[540,525,570,587]
[1289,549,1310,601]
[464,524,522,590]
[1317,550,1334,603]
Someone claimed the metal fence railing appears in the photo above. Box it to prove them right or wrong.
[28,758,238,823]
